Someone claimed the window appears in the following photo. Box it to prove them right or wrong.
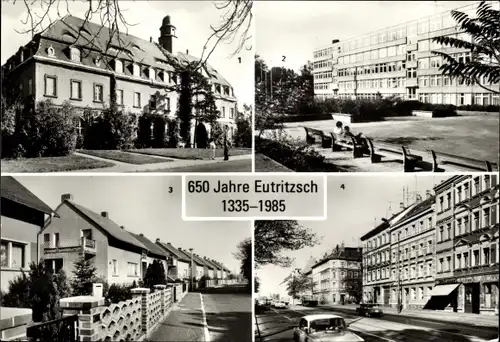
[28,77,33,96]
[94,84,103,102]
[115,60,123,73]
[418,40,429,51]
[133,64,140,77]
[54,233,60,247]
[150,95,157,110]
[44,75,57,97]
[473,250,480,266]
[230,108,234,119]
[149,68,156,81]
[134,92,141,108]
[128,262,138,276]
[0,241,7,267]
[70,80,82,100]
[1,240,26,269]
[70,47,81,62]
[116,89,124,106]
[222,107,226,118]
[112,259,118,275]
[474,177,481,194]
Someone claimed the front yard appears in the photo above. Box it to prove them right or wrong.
[1,155,114,173]
[127,148,252,160]
[79,150,170,164]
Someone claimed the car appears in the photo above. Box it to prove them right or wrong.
[355,303,383,317]
[293,314,364,342]
[274,301,287,308]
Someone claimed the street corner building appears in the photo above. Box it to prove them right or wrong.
[312,1,499,106]
[1,14,239,146]
[360,174,499,315]
[310,246,363,305]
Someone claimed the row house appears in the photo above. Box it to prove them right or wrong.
[432,175,499,314]
[2,14,238,146]
[130,232,171,280]
[311,247,362,304]
[389,192,436,309]
[0,177,55,292]
[360,202,416,305]
[156,240,190,280]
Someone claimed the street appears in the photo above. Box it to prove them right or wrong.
[255,305,499,342]
[148,284,251,342]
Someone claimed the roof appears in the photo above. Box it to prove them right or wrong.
[302,314,343,321]
[312,247,362,269]
[65,200,145,250]
[156,241,190,262]
[211,260,230,272]
[192,254,209,267]
[397,196,435,223]
[176,51,232,88]
[201,258,220,270]
[1,176,54,215]
[301,257,317,275]
[130,233,167,259]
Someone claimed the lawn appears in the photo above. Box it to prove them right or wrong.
[80,150,169,165]
[281,115,499,161]
[254,153,293,172]
[1,155,114,173]
[127,147,252,160]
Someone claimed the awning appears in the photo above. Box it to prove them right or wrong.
[429,284,460,297]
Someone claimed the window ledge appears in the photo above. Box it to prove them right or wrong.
[70,97,83,101]
[1,267,30,272]
[44,94,57,98]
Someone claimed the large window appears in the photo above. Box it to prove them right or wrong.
[134,92,141,108]
[94,84,104,102]
[70,80,82,100]
[0,240,26,269]
[116,89,124,106]
[127,262,138,276]
[44,75,57,97]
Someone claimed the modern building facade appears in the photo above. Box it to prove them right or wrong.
[311,246,363,305]
[0,177,54,292]
[312,1,499,105]
[432,175,499,314]
[1,14,238,145]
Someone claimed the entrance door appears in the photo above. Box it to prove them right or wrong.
[464,283,480,314]
[373,287,378,304]
[404,288,409,308]
[383,287,390,305]
[195,123,208,148]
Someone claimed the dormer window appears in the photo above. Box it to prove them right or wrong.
[47,46,55,57]
[133,63,140,77]
[70,47,81,62]
[149,68,156,81]
[158,70,164,82]
[115,59,123,73]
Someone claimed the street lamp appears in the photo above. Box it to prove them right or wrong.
[189,248,194,290]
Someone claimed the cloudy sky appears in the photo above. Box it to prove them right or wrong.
[15,176,251,274]
[255,0,478,71]
[1,1,254,108]
[257,174,450,298]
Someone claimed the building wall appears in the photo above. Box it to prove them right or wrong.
[178,260,189,279]
[107,245,142,285]
[40,203,109,281]
[0,216,39,292]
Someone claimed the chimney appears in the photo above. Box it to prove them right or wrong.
[332,39,339,44]
[415,194,423,203]
[139,233,144,236]
[186,49,189,55]
[101,211,109,218]
[150,36,152,42]
[120,225,125,229]
[400,202,405,209]
[156,238,161,243]
[61,194,73,202]
[426,190,432,199]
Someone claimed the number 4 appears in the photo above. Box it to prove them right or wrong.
[340,184,345,190]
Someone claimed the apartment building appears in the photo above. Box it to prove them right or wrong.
[0,177,54,292]
[2,14,238,145]
[311,247,362,304]
[312,1,499,105]
[155,240,190,280]
[431,175,499,314]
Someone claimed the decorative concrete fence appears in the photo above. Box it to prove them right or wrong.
[59,285,174,341]
[205,279,238,287]
[0,307,32,341]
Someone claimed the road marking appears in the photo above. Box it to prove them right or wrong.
[200,293,211,342]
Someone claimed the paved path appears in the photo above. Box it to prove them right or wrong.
[255,306,498,342]
[66,152,251,173]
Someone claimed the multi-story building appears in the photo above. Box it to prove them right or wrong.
[311,247,362,304]
[155,240,190,280]
[1,14,238,145]
[431,175,499,314]
[0,176,54,292]
[312,1,499,105]
[361,202,417,305]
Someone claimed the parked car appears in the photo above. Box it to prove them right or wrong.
[355,303,383,317]
[293,314,364,342]
[274,301,287,308]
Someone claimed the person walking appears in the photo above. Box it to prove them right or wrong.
[209,138,216,160]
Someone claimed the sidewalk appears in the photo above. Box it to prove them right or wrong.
[147,292,207,342]
[315,303,499,328]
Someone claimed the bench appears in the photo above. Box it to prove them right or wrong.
[429,150,445,172]
[429,150,496,172]
[365,138,382,163]
[401,146,424,172]
[303,126,332,148]
[330,133,365,158]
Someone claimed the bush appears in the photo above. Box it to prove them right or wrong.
[210,121,225,147]
[233,113,252,148]
[136,113,169,148]
[457,104,500,112]
[432,104,457,117]
[1,271,31,308]
[106,283,133,304]
[71,254,98,296]
[143,260,166,289]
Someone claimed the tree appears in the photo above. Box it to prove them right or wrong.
[254,220,320,267]
[342,267,363,304]
[233,107,252,147]
[71,254,99,296]
[143,260,167,289]
[234,238,252,290]
[286,273,315,300]
[432,1,500,94]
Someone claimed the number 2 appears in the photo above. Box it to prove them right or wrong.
[282,55,286,62]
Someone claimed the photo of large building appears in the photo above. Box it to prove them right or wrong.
[312,1,499,105]
[1,14,238,145]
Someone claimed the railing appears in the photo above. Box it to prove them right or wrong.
[43,238,96,254]
[26,314,79,342]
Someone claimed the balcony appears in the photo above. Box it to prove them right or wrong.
[43,237,96,255]
[406,43,418,52]
[406,60,417,69]
[166,257,174,266]
[406,78,418,87]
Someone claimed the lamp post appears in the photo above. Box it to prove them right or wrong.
[397,232,403,313]
[189,248,194,290]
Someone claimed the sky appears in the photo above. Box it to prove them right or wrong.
[255,0,478,72]
[14,175,251,274]
[0,0,254,108]
[257,174,450,298]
